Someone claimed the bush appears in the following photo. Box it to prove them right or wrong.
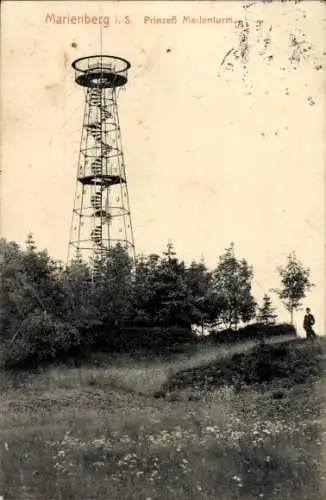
[162,338,323,393]
[2,311,80,368]
[90,326,198,355]
[209,323,297,344]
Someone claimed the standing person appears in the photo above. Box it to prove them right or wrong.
[303,308,317,339]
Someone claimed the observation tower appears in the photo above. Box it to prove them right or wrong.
[67,55,135,275]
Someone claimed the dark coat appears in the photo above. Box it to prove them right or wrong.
[303,313,315,329]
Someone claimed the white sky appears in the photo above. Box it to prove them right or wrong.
[1,1,325,333]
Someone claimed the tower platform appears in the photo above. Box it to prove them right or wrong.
[72,55,131,88]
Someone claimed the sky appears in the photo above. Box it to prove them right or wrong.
[1,1,325,334]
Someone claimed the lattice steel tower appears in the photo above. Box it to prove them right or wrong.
[68,55,135,274]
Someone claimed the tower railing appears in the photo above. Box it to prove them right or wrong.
[72,55,131,89]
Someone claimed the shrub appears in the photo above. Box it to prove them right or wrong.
[162,338,323,393]
[209,323,297,344]
[2,311,80,368]
[91,326,198,355]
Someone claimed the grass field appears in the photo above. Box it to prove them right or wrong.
[1,337,326,500]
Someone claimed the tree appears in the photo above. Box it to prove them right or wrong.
[185,260,224,332]
[0,238,25,341]
[273,252,314,324]
[257,294,277,325]
[25,232,37,252]
[0,235,62,335]
[131,248,226,329]
[152,242,189,326]
[212,243,256,330]
[60,259,98,329]
[132,253,161,324]
[0,236,79,366]
[93,244,134,327]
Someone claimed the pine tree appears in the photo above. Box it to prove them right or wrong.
[132,253,161,324]
[25,232,36,252]
[257,294,277,325]
[95,244,134,326]
[154,242,189,326]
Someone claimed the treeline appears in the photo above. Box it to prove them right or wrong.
[0,235,313,367]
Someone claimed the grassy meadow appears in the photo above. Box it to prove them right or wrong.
[1,336,326,500]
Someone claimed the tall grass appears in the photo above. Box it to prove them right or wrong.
[1,339,325,500]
